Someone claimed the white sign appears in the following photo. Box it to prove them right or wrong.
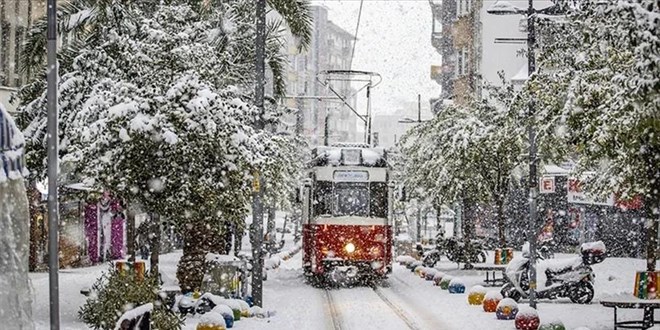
[539,176,555,194]
[567,179,614,206]
[333,171,369,182]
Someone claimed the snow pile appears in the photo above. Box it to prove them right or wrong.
[212,304,234,317]
[516,306,538,318]
[581,241,606,253]
[265,255,282,270]
[449,277,465,286]
[113,303,153,330]
[361,148,385,165]
[395,255,416,264]
[485,290,503,300]
[199,311,226,327]
[469,285,487,294]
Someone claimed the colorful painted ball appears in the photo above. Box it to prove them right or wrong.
[414,265,425,276]
[483,291,503,312]
[439,276,454,290]
[467,285,487,305]
[515,306,541,330]
[433,272,445,286]
[448,278,466,294]
[425,268,438,281]
[496,298,519,320]
[538,321,566,330]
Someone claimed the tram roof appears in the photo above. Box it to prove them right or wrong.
[309,146,388,168]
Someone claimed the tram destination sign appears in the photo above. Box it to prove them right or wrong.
[333,171,369,182]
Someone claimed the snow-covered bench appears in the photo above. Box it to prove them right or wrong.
[600,294,660,330]
[472,263,507,287]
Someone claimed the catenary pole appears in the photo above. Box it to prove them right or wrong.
[251,0,266,308]
[526,0,538,309]
[46,0,60,327]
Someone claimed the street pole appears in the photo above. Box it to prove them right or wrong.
[526,0,538,310]
[251,0,266,308]
[417,94,421,122]
[46,0,60,327]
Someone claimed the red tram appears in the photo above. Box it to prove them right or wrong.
[301,145,393,283]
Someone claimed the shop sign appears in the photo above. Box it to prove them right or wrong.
[567,179,614,206]
[539,176,555,194]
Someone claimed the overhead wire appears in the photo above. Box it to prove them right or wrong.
[348,0,364,71]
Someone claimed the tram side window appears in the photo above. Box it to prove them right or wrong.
[313,181,333,216]
[370,182,388,218]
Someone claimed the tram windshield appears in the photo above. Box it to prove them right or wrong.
[335,183,369,217]
[312,181,388,218]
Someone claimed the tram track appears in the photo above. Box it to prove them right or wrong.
[323,289,345,330]
[372,286,424,330]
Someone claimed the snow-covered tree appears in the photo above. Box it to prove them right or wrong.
[399,89,525,246]
[17,1,311,289]
[533,0,659,270]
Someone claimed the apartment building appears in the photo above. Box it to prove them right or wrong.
[429,0,555,112]
[0,0,46,112]
[429,0,481,112]
[282,6,358,146]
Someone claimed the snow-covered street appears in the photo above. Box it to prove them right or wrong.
[30,235,660,330]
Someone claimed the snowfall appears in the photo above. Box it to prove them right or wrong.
[28,214,660,330]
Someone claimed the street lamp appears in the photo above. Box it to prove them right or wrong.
[486,0,559,310]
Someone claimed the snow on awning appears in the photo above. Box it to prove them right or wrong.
[511,62,529,83]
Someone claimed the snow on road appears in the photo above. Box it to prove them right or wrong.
[29,226,660,330]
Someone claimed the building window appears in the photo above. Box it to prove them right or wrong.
[457,0,471,17]
[456,47,469,76]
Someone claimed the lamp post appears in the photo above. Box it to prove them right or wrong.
[251,0,266,308]
[398,94,430,243]
[486,0,559,309]
[46,0,61,327]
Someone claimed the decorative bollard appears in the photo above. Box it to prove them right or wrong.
[433,272,445,286]
[440,275,454,290]
[634,271,660,299]
[538,320,566,330]
[496,298,519,320]
[494,248,514,265]
[468,285,487,305]
[483,291,503,313]
[448,278,466,294]
[515,306,540,330]
[425,268,437,281]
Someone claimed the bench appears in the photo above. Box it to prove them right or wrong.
[601,295,660,330]
[472,264,507,287]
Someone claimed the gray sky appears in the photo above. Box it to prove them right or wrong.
[309,0,441,116]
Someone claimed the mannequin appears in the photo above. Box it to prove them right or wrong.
[0,103,33,329]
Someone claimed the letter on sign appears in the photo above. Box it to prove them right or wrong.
[539,176,555,194]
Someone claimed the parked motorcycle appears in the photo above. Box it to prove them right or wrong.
[422,235,488,267]
[500,241,606,304]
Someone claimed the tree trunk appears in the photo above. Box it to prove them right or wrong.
[150,213,161,277]
[266,206,276,235]
[126,205,136,262]
[496,196,506,248]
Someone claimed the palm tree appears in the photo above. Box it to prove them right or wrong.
[19,0,313,99]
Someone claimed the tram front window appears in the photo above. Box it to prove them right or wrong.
[335,184,369,217]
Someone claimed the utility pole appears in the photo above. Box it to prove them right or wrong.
[485,0,553,309]
[251,0,266,308]
[525,0,539,309]
[46,0,60,327]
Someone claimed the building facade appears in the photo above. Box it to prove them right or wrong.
[281,6,358,146]
[429,0,482,113]
[0,0,46,112]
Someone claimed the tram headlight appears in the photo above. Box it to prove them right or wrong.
[344,242,356,254]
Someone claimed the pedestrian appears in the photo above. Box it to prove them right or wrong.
[0,103,34,329]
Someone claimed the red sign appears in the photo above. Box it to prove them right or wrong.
[539,177,556,194]
[615,194,644,210]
